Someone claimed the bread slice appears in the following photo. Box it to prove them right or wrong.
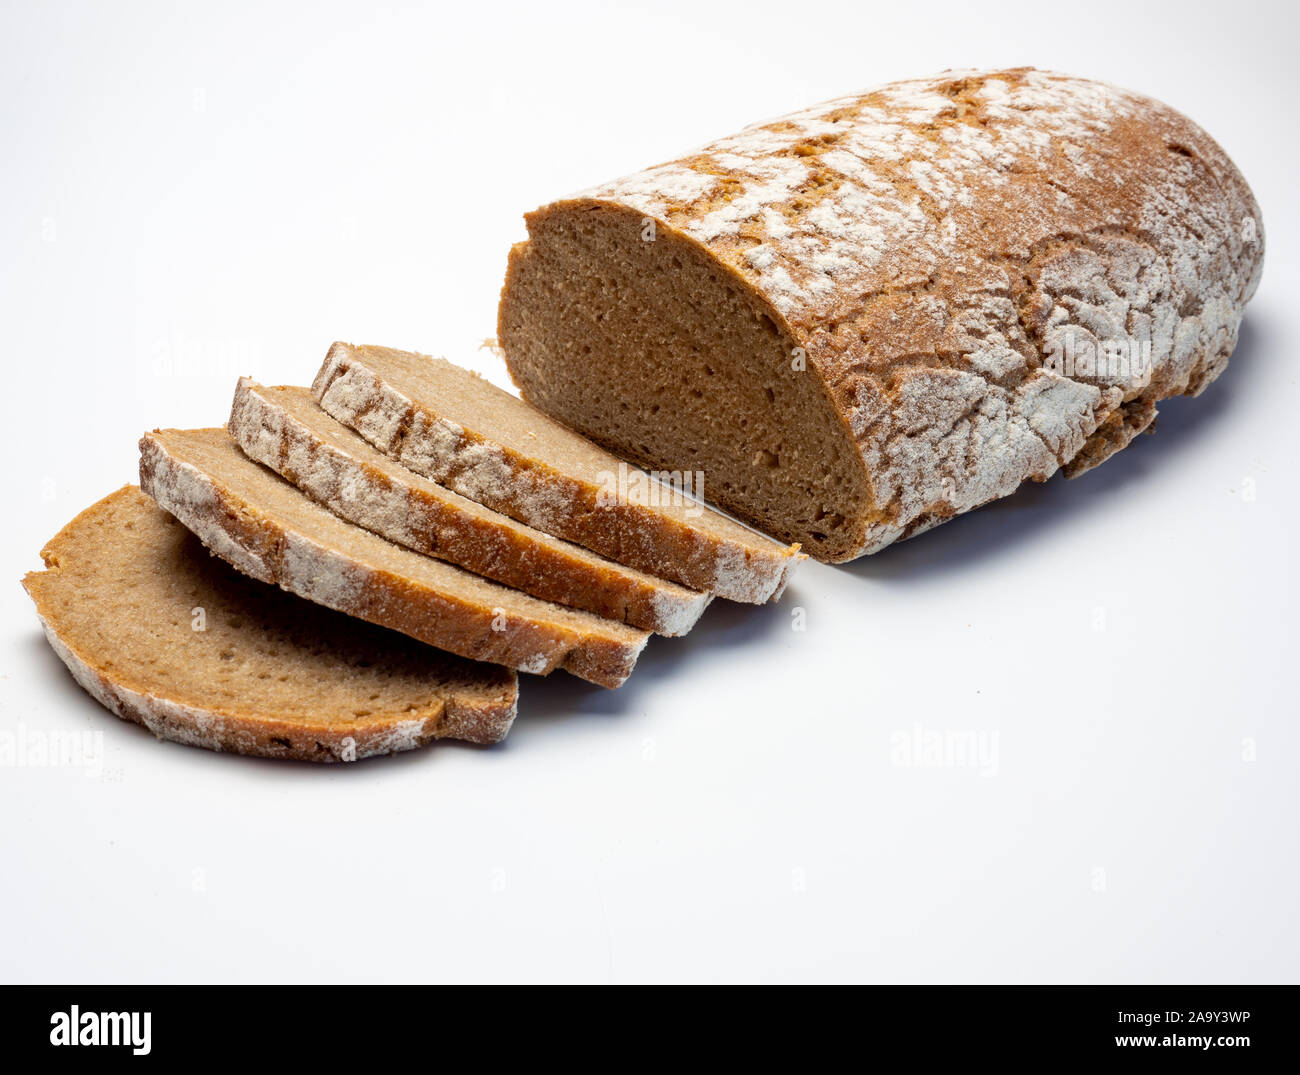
[228,378,709,636]
[139,428,649,688]
[22,486,518,760]
[311,342,802,602]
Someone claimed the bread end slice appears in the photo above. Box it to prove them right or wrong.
[23,487,519,760]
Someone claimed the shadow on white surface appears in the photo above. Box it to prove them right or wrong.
[508,312,1274,733]
[510,589,794,731]
[20,583,794,770]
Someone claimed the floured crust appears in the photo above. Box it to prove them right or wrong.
[312,342,803,602]
[228,378,710,636]
[22,487,518,760]
[139,430,650,688]
[536,68,1264,558]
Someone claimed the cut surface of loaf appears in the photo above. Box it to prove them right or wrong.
[22,486,519,760]
[139,428,649,688]
[311,341,802,602]
[228,378,709,636]
[498,67,1265,562]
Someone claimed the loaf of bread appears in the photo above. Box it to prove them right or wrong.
[499,67,1264,561]
[23,487,519,759]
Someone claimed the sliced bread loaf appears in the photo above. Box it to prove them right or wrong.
[22,486,519,760]
[497,68,1264,561]
[139,428,650,688]
[228,378,709,636]
[311,341,802,602]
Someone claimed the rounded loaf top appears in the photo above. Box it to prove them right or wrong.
[502,68,1264,560]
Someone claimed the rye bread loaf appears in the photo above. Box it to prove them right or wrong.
[228,378,709,635]
[311,341,802,602]
[139,428,649,687]
[23,486,518,759]
[497,67,1265,562]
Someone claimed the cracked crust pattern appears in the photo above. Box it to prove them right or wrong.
[569,68,1264,555]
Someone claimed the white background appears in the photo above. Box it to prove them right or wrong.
[2,0,1296,983]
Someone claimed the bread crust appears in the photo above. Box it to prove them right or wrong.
[506,68,1264,560]
[139,430,649,688]
[23,487,519,760]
